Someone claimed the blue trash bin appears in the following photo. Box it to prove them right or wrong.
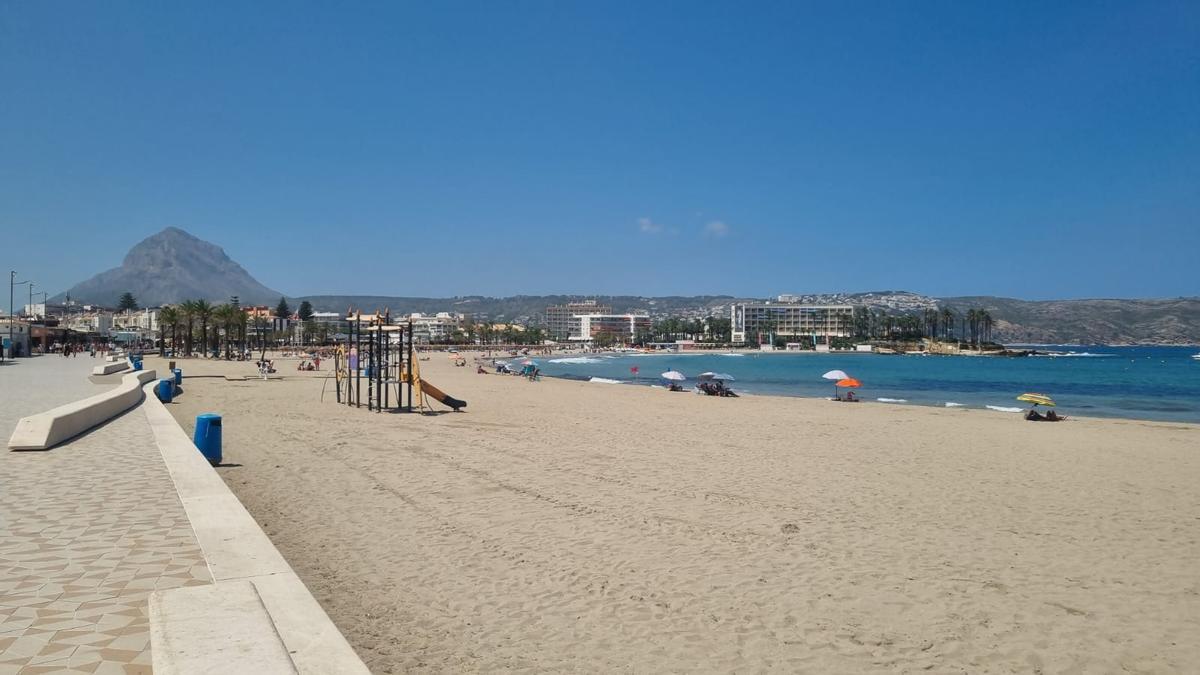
[173,368,183,386]
[131,358,143,371]
[155,379,174,403]
[193,413,223,466]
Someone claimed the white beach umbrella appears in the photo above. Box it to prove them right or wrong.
[698,372,735,381]
[822,369,849,381]
[661,370,686,381]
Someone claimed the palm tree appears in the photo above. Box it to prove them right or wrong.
[159,306,180,356]
[179,300,197,357]
[193,300,214,358]
[212,304,235,359]
[981,310,994,346]
[940,307,954,341]
[235,307,249,356]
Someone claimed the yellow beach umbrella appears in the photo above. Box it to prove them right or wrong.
[1017,393,1055,407]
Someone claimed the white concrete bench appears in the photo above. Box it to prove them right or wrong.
[8,370,157,450]
[149,581,298,674]
[92,361,129,376]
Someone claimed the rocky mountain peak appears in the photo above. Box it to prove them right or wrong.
[56,228,281,307]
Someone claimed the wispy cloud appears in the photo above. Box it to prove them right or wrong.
[638,217,663,234]
[703,220,730,237]
[639,217,679,235]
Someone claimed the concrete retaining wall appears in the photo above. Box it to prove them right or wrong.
[7,369,157,450]
[141,384,369,674]
[149,581,298,674]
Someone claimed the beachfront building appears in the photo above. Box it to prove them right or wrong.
[730,302,854,345]
[1,318,32,358]
[112,308,160,335]
[244,305,289,343]
[569,314,652,342]
[545,300,612,340]
[408,312,463,343]
[66,311,114,337]
[308,311,348,338]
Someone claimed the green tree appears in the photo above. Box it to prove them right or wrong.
[852,306,870,338]
[213,304,237,358]
[159,305,179,356]
[193,300,214,357]
[275,297,291,319]
[180,300,197,356]
[118,292,138,312]
[297,301,314,322]
[940,307,955,341]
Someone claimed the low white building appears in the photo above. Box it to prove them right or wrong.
[408,312,463,343]
[1,319,32,358]
[66,312,114,336]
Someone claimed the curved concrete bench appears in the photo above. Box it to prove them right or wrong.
[92,361,130,376]
[141,384,369,674]
[8,369,157,450]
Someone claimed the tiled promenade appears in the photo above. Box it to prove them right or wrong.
[1,357,212,674]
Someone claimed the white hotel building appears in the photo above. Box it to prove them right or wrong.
[730,302,854,345]
[569,314,652,342]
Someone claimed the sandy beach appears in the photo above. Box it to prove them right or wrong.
[149,353,1200,673]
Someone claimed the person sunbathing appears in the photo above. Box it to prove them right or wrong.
[1045,410,1066,421]
[1025,409,1046,421]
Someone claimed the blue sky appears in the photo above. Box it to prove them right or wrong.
[1,1,1197,300]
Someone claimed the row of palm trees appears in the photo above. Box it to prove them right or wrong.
[159,300,254,358]
[449,318,547,346]
[852,306,996,346]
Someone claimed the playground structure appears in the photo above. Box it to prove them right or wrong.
[334,310,466,413]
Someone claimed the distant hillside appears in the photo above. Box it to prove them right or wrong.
[51,229,1197,344]
[295,294,743,323]
[939,296,1200,345]
[299,292,1200,344]
[54,228,282,307]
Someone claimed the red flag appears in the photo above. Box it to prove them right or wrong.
[630,366,639,374]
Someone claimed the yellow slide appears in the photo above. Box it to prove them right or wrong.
[403,359,467,411]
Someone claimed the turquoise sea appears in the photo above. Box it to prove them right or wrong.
[532,346,1200,424]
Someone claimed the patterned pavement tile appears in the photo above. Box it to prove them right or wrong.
[2,358,214,671]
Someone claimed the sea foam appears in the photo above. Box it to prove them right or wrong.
[877,397,907,403]
[549,357,606,364]
[987,405,1024,413]
[588,377,623,384]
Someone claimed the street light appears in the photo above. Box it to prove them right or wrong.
[9,271,30,360]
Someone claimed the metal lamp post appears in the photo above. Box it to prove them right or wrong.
[9,271,31,360]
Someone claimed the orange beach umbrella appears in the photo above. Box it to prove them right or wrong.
[836,378,861,388]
